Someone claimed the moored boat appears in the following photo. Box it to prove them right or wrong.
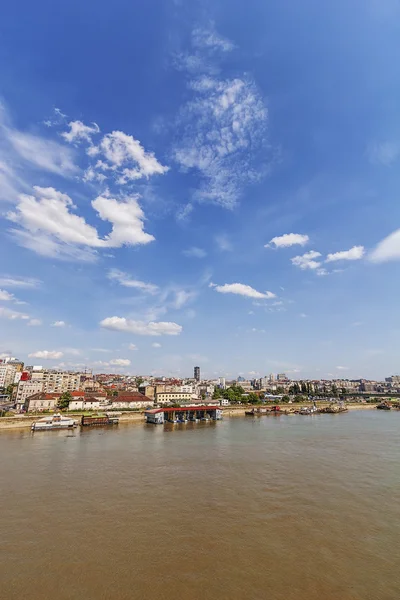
[31,413,77,431]
[377,402,391,410]
[81,414,119,426]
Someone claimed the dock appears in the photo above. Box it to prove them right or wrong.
[145,406,223,424]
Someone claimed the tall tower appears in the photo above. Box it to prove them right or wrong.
[194,366,200,381]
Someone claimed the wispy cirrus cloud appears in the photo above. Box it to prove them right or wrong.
[183,246,207,258]
[0,275,41,288]
[172,26,271,209]
[108,269,159,294]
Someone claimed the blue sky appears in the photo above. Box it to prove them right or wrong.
[1,0,400,379]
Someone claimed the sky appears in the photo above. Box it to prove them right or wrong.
[1,0,400,380]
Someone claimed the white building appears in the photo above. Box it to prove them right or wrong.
[15,381,44,409]
[218,377,226,389]
[156,392,193,405]
[0,364,17,389]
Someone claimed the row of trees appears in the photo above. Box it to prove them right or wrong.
[212,385,260,405]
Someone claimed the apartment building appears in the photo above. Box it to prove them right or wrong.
[0,364,18,389]
[30,369,82,393]
[15,381,44,410]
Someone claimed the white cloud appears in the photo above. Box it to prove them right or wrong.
[152,342,162,348]
[62,120,100,144]
[174,69,268,208]
[267,233,309,249]
[211,282,276,300]
[183,246,207,258]
[27,318,42,326]
[92,194,155,247]
[192,25,234,52]
[369,229,400,263]
[83,167,107,183]
[0,289,14,301]
[336,366,349,371]
[7,187,155,260]
[172,290,197,309]
[0,306,29,320]
[28,350,63,359]
[100,316,183,336]
[128,343,137,350]
[7,129,77,176]
[52,320,66,327]
[90,130,169,182]
[107,269,158,294]
[109,358,131,366]
[176,203,194,222]
[291,251,322,271]
[326,245,365,262]
[367,141,400,166]
[215,234,233,252]
[0,275,41,288]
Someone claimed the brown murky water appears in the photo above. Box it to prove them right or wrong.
[1,411,399,599]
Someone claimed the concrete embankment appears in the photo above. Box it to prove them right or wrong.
[0,404,378,431]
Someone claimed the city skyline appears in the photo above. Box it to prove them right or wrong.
[1,1,400,380]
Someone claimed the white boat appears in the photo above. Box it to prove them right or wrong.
[31,413,77,431]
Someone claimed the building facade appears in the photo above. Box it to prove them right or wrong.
[15,381,44,409]
[194,366,200,381]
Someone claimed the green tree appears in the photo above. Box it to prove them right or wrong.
[6,384,15,398]
[58,392,72,410]
[135,377,144,387]
[247,392,259,405]
[212,387,222,399]
[282,395,290,403]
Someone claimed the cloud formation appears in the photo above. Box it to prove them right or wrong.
[183,246,207,258]
[100,316,183,336]
[267,233,309,249]
[326,245,365,262]
[28,350,63,359]
[211,282,275,299]
[108,269,159,294]
[109,358,131,366]
[62,120,100,143]
[291,250,322,271]
[370,229,400,263]
[52,320,66,327]
[7,187,155,260]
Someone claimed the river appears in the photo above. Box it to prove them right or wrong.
[1,410,399,599]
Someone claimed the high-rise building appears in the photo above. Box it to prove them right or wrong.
[194,366,200,381]
[218,377,226,389]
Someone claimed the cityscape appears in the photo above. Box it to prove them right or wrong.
[1,355,400,414]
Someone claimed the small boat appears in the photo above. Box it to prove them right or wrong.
[245,410,255,416]
[31,413,77,431]
[377,402,391,410]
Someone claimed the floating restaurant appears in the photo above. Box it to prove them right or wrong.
[145,405,223,424]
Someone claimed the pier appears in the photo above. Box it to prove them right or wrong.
[145,406,223,424]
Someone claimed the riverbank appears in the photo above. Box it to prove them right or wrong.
[0,403,379,430]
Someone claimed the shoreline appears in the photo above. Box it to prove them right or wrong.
[0,403,380,431]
